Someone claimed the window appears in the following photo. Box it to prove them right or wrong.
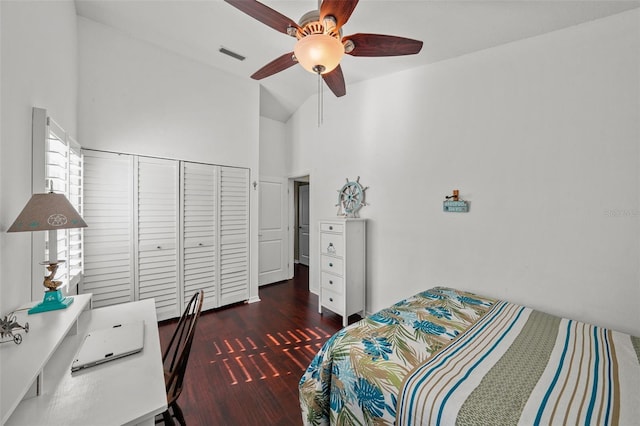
[33,108,84,292]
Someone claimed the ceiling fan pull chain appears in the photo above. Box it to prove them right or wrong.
[318,71,323,127]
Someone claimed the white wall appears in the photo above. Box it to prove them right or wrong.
[78,17,258,167]
[0,0,78,315]
[287,10,640,336]
[77,17,261,303]
[259,116,288,178]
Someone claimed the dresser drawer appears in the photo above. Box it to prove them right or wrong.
[321,272,343,294]
[320,222,344,233]
[320,232,344,257]
[321,289,343,314]
[321,255,343,274]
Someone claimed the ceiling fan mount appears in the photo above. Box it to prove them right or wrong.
[295,10,338,35]
[293,12,355,55]
[225,0,423,97]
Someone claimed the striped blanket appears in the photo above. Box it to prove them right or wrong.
[299,287,497,425]
[397,301,640,425]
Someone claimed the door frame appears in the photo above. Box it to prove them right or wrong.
[287,172,311,280]
[297,183,310,266]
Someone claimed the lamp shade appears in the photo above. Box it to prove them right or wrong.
[294,34,345,74]
[7,192,87,232]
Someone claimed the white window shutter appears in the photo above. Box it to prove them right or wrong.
[44,118,84,291]
[67,139,83,287]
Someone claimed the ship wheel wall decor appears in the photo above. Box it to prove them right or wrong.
[336,176,368,217]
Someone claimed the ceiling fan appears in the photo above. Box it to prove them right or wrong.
[224,0,423,97]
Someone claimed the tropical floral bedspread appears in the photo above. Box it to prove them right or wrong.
[299,287,496,425]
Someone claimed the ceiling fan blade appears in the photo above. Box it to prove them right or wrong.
[225,0,300,35]
[344,33,423,57]
[320,0,359,30]
[251,52,297,80]
[322,65,346,97]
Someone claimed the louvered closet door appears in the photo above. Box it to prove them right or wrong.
[137,157,180,321]
[182,162,218,311]
[218,167,250,306]
[81,151,135,308]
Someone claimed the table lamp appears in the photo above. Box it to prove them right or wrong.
[7,189,87,314]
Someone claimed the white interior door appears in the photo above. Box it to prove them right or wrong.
[298,184,310,266]
[258,177,288,285]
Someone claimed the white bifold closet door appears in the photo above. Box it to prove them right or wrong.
[219,167,250,306]
[81,151,135,308]
[136,157,180,321]
[81,150,250,320]
[182,164,249,309]
[181,162,218,311]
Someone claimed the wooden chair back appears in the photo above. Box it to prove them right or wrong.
[163,290,204,407]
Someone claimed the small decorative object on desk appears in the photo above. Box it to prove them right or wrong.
[27,261,74,314]
[0,312,29,345]
[336,176,368,218]
[443,189,469,212]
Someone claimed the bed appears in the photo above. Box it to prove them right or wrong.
[299,287,640,425]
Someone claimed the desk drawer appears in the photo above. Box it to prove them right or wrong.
[321,272,343,294]
[321,289,343,314]
[320,255,343,274]
[320,233,344,257]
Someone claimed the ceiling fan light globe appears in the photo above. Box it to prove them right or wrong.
[294,34,344,74]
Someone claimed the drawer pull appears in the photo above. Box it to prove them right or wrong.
[327,243,336,254]
[329,297,334,302]
[329,226,333,230]
[329,263,333,267]
[198,243,203,246]
[329,280,333,285]
[157,245,162,249]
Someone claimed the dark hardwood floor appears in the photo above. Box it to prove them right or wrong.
[158,265,354,425]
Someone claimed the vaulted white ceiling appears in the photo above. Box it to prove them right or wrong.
[75,0,640,122]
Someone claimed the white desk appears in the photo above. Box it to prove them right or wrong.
[2,297,167,426]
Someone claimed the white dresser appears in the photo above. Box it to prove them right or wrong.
[318,218,366,326]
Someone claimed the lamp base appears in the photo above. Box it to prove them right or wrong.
[28,289,74,315]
